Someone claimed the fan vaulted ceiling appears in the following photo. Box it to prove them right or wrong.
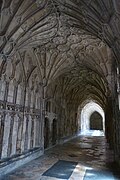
[0,0,119,109]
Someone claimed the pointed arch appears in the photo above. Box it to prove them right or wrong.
[80,101,105,133]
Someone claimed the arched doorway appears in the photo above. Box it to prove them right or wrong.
[79,101,105,135]
[52,119,57,145]
[90,111,103,130]
[44,118,49,149]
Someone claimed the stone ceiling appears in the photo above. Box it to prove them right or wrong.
[0,0,119,109]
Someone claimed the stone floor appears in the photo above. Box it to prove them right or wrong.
[1,131,120,180]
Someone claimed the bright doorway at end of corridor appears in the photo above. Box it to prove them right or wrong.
[78,101,105,136]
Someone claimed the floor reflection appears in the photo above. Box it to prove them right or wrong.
[79,130,105,136]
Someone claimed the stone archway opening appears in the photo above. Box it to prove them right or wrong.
[79,101,105,136]
[90,111,103,130]
[52,119,57,146]
[44,118,50,149]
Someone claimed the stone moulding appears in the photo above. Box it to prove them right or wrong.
[0,147,43,177]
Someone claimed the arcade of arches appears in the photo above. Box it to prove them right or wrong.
[0,0,120,176]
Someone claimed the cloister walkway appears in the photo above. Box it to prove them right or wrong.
[2,131,120,180]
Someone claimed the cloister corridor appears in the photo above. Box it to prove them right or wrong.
[1,0,120,179]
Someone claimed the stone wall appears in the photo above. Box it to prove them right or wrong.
[44,99,78,149]
[0,53,46,173]
[111,65,120,165]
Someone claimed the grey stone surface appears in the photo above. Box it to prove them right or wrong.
[0,0,120,172]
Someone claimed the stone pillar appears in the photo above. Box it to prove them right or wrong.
[7,113,15,156]
[33,116,40,147]
[36,115,41,147]
[105,97,114,149]
[39,84,46,150]
[11,114,19,155]
[21,115,27,152]
[1,113,11,158]
[49,118,53,147]
[41,98,45,149]
[0,112,5,158]
[16,115,23,154]
[30,116,34,148]
[24,115,29,151]
[0,79,6,101]
[39,117,42,147]
[27,115,32,149]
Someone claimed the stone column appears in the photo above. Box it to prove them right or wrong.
[16,114,23,154]
[21,115,27,152]
[36,116,40,147]
[0,79,6,101]
[105,97,114,149]
[24,115,29,151]
[0,112,5,158]
[41,98,45,149]
[11,114,19,156]
[33,116,37,147]
[7,113,15,156]
[39,118,42,148]
[27,115,32,150]
[1,113,11,158]
[39,99,43,148]
[30,115,34,148]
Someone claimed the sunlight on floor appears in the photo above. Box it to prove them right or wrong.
[79,130,105,136]
[72,163,115,180]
